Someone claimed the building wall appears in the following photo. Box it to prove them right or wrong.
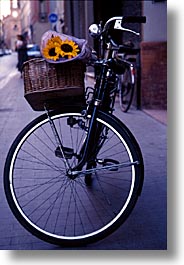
[2,0,63,48]
[143,0,167,42]
[141,0,167,109]
[64,0,94,47]
[141,41,167,109]
[2,1,21,51]
[19,1,31,41]
[29,0,50,45]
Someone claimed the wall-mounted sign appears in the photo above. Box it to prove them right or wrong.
[48,13,58,23]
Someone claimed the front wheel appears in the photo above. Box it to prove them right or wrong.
[4,109,144,246]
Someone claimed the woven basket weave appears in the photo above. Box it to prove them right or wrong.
[23,58,86,111]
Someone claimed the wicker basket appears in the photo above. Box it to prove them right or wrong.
[23,58,86,111]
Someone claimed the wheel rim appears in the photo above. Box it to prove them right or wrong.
[8,112,136,241]
[119,69,133,112]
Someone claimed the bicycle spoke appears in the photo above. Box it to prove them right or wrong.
[17,149,64,171]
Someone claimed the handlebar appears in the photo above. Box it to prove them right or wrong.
[89,16,146,60]
[122,16,146,24]
[89,16,146,40]
[103,16,146,33]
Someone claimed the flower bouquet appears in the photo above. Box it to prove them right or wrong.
[23,31,90,111]
[41,31,92,63]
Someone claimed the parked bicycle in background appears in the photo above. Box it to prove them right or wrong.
[118,43,140,112]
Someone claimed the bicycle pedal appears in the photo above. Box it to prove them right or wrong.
[55,146,74,159]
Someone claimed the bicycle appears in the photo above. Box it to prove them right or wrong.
[4,16,146,247]
[117,43,139,112]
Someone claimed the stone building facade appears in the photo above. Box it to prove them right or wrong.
[141,0,167,109]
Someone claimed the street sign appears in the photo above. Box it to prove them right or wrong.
[48,13,58,23]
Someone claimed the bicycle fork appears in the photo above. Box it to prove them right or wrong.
[44,107,71,171]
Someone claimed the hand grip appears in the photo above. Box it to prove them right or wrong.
[123,16,146,23]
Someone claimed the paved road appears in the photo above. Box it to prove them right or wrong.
[0,54,167,250]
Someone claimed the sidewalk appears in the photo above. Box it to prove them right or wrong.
[143,109,167,126]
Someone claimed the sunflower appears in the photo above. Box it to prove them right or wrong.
[42,36,80,61]
[49,36,63,47]
[42,40,60,61]
[56,39,80,59]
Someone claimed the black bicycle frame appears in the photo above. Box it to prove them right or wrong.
[72,61,112,172]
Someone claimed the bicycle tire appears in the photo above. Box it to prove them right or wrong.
[119,67,134,112]
[4,109,144,247]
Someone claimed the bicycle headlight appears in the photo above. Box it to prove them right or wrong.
[89,24,101,38]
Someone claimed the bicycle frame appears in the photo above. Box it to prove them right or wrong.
[46,16,145,175]
[69,61,115,175]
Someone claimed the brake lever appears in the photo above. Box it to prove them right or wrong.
[114,20,140,36]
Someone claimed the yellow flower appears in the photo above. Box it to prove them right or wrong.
[42,40,59,61]
[49,36,63,47]
[57,39,80,59]
[42,36,80,61]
